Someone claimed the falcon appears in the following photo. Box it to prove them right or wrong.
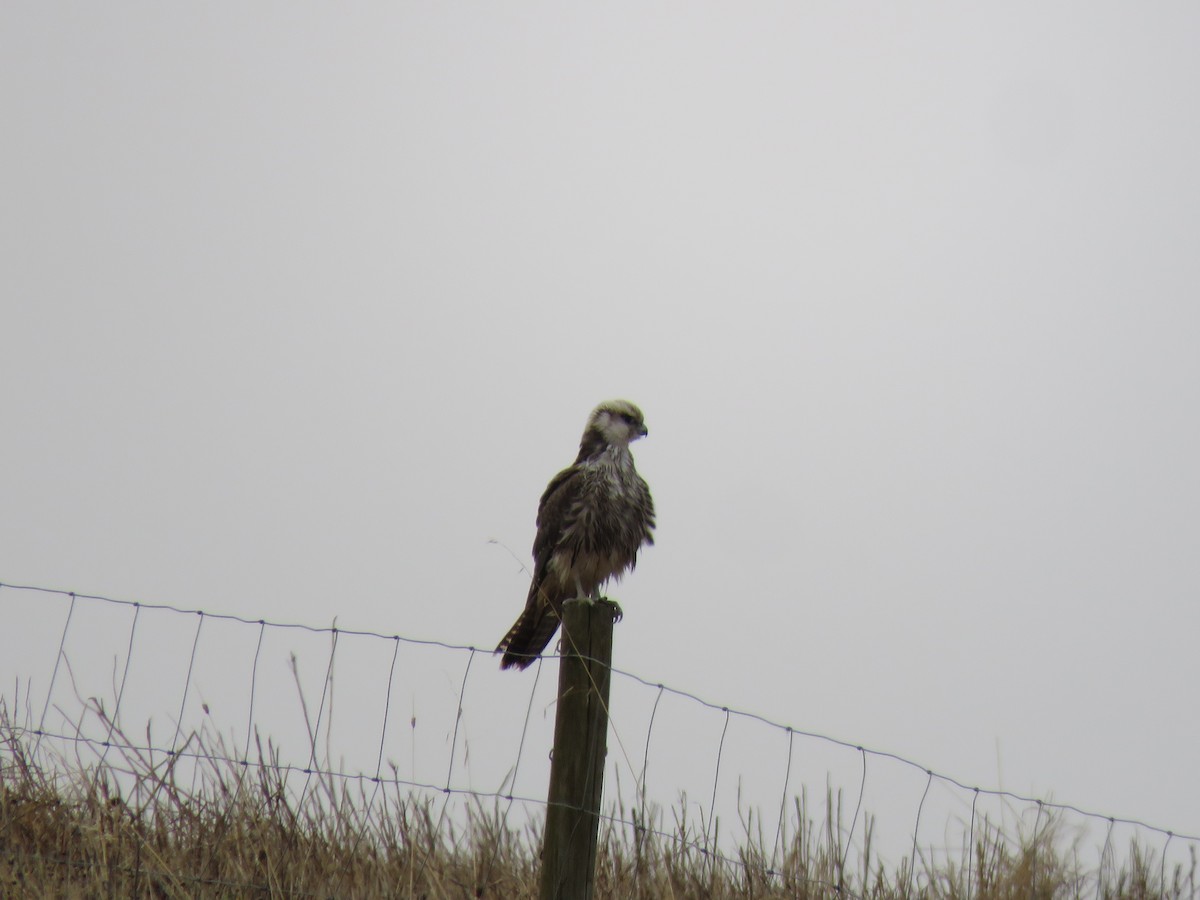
[496,400,656,670]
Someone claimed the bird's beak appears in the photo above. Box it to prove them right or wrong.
[638,424,649,437]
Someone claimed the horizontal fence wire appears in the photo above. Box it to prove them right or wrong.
[610,667,1198,843]
[1,578,1197,898]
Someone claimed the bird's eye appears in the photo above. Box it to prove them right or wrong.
[620,413,634,425]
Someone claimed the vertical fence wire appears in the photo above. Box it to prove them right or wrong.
[226,619,269,808]
[906,770,933,897]
[171,611,205,756]
[95,602,141,775]
[33,590,77,757]
[243,621,267,764]
[136,609,207,812]
[967,787,979,898]
[299,626,341,809]
[374,636,402,781]
[838,746,868,892]
[705,707,732,860]
[1162,831,1174,896]
[504,655,544,801]
[638,683,665,806]
[1097,817,1116,899]
[1029,799,1046,898]
[635,682,665,875]
[772,726,795,872]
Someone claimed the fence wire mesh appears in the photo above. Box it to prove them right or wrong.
[1,580,1196,898]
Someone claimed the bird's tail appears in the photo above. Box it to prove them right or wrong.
[496,603,562,670]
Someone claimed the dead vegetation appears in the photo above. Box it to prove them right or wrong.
[0,705,1195,899]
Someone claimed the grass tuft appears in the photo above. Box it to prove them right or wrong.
[1,705,1195,898]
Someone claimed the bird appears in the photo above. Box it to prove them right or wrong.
[496,399,656,670]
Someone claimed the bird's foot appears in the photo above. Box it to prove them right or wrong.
[597,596,624,622]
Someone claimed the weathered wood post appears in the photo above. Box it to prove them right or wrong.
[539,598,619,900]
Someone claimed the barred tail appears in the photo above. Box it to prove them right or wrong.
[496,603,562,670]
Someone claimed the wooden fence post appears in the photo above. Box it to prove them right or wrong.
[539,598,618,900]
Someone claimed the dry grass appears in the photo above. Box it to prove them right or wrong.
[0,706,1195,899]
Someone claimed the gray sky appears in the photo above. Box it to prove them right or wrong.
[3,1,1198,866]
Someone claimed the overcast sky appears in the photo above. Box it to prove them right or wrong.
[3,1,1198,869]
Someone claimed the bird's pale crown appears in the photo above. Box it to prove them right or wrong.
[589,399,649,445]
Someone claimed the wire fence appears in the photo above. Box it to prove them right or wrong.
[1,579,1197,897]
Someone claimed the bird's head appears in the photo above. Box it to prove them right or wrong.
[587,399,649,447]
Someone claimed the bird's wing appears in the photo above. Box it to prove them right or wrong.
[495,464,586,669]
[530,463,584,579]
[636,474,656,548]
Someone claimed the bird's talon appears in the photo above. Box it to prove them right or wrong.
[601,597,624,622]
